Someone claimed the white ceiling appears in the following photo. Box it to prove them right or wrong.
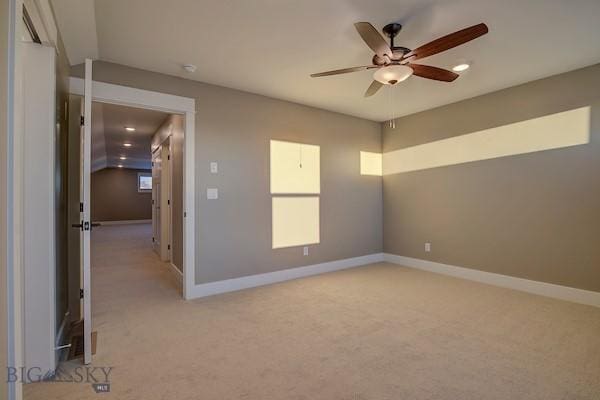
[91,102,169,171]
[53,0,600,122]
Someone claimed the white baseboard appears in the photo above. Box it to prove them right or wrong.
[188,253,384,299]
[169,262,183,287]
[383,253,600,308]
[97,219,151,226]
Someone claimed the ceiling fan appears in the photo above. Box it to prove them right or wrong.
[310,22,488,97]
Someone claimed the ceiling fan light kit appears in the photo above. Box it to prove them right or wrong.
[310,20,488,97]
[373,65,413,85]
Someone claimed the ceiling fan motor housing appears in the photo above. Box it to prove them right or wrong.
[392,46,411,57]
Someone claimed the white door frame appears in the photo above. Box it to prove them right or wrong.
[69,77,196,299]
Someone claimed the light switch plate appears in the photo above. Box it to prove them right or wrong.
[210,162,218,174]
[207,188,218,200]
[425,242,431,252]
[303,246,309,256]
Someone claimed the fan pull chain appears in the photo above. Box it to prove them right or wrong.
[299,145,303,168]
[388,85,396,129]
[391,86,397,129]
[387,86,393,128]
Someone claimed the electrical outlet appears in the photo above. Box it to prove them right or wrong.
[303,246,309,256]
[210,162,218,174]
[425,242,431,252]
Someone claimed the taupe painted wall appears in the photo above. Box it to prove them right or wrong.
[1,0,9,397]
[72,61,383,284]
[91,167,152,221]
[383,64,600,292]
[152,115,184,271]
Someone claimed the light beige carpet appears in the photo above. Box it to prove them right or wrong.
[25,224,600,399]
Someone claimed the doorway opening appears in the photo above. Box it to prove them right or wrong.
[69,65,196,364]
[65,99,184,359]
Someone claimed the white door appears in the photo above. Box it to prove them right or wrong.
[152,148,162,253]
[151,140,171,261]
[80,58,93,364]
[160,140,171,261]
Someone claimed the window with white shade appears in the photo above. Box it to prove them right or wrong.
[270,140,320,249]
[138,173,152,192]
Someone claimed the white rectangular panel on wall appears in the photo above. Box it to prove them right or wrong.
[270,140,320,194]
[272,197,320,249]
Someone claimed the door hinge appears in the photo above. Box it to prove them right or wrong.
[167,199,170,205]
[80,202,83,212]
[80,289,84,299]
[80,116,84,126]
[167,155,170,160]
[168,244,171,250]
[152,237,155,242]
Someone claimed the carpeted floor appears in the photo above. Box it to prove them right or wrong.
[25,224,600,399]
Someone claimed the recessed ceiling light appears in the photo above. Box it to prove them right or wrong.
[119,156,127,160]
[117,165,123,168]
[452,63,470,72]
[125,127,136,132]
[123,143,132,147]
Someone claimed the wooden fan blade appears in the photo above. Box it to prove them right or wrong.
[354,22,393,58]
[364,80,383,97]
[408,23,488,60]
[409,64,459,82]
[311,65,375,77]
